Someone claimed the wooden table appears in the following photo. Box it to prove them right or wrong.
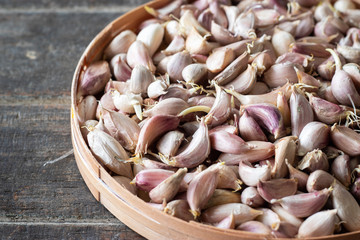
[0,1,148,239]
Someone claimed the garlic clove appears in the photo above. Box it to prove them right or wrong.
[162,35,185,56]
[331,154,351,187]
[239,110,267,142]
[298,149,329,172]
[330,124,360,156]
[187,164,219,217]
[205,84,231,127]
[137,23,164,57]
[219,141,275,165]
[130,65,154,95]
[297,121,330,156]
[110,53,132,82]
[78,61,111,97]
[156,130,184,157]
[271,205,303,228]
[238,160,271,187]
[272,136,298,178]
[263,63,302,88]
[214,213,235,229]
[149,168,187,203]
[286,159,309,191]
[257,178,297,203]
[126,40,156,73]
[164,199,194,222]
[272,28,295,57]
[206,47,235,73]
[271,187,332,218]
[182,63,207,84]
[256,208,281,231]
[104,30,137,60]
[210,20,241,45]
[167,51,193,82]
[204,189,241,209]
[298,209,339,238]
[143,98,189,118]
[224,64,257,94]
[241,187,265,208]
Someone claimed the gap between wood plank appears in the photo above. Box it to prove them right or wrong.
[0,6,136,14]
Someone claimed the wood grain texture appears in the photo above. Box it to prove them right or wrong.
[0,0,149,239]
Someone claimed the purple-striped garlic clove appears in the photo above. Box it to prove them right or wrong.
[298,209,339,238]
[272,136,298,178]
[134,169,175,192]
[167,51,192,82]
[241,187,265,208]
[294,67,321,91]
[135,115,180,156]
[297,121,330,156]
[236,221,272,235]
[209,130,251,155]
[251,51,274,76]
[327,48,360,107]
[149,168,187,203]
[238,160,271,187]
[330,124,360,156]
[275,52,311,68]
[204,189,241,209]
[290,87,314,137]
[77,95,97,124]
[164,199,194,222]
[113,176,137,195]
[263,63,302,88]
[156,130,184,157]
[143,98,189,118]
[331,154,351,187]
[219,141,275,165]
[165,118,210,168]
[206,47,235,74]
[308,94,348,125]
[187,164,219,217]
[126,40,156,73]
[332,180,360,231]
[258,178,297,203]
[137,23,164,57]
[256,208,281,231]
[211,51,249,86]
[103,30,136,60]
[243,103,286,139]
[271,205,303,228]
[147,80,168,99]
[224,64,257,94]
[182,63,207,84]
[78,61,111,97]
[103,110,140,151]
[298,149,329,173]
[185,28,219,55]
[197,8,213,31]
[110,53,132,82]
[286,159,309,191]
[201,203,263,225]
[271,187,333,218]
[162,35,185,56]
[205,84,231,127]
[130,65,154,95]
[180,9,211,37]
[272,28,295,57]
[87,128,132,179]
[208,162,242,191]
[210,20,241,45]
[214,214,235,229]
[290,42,331,58]
[239,110,267,142]
[141,158,177,171]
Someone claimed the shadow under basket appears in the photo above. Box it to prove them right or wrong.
[70,0,360,239]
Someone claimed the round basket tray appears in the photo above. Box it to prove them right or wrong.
[70,1,360,239]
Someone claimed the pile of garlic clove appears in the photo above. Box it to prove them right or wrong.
[76,0,360,238]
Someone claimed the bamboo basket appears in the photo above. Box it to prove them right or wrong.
[70,0,360,239]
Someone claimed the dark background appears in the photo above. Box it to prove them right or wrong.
[0,1,150,239]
